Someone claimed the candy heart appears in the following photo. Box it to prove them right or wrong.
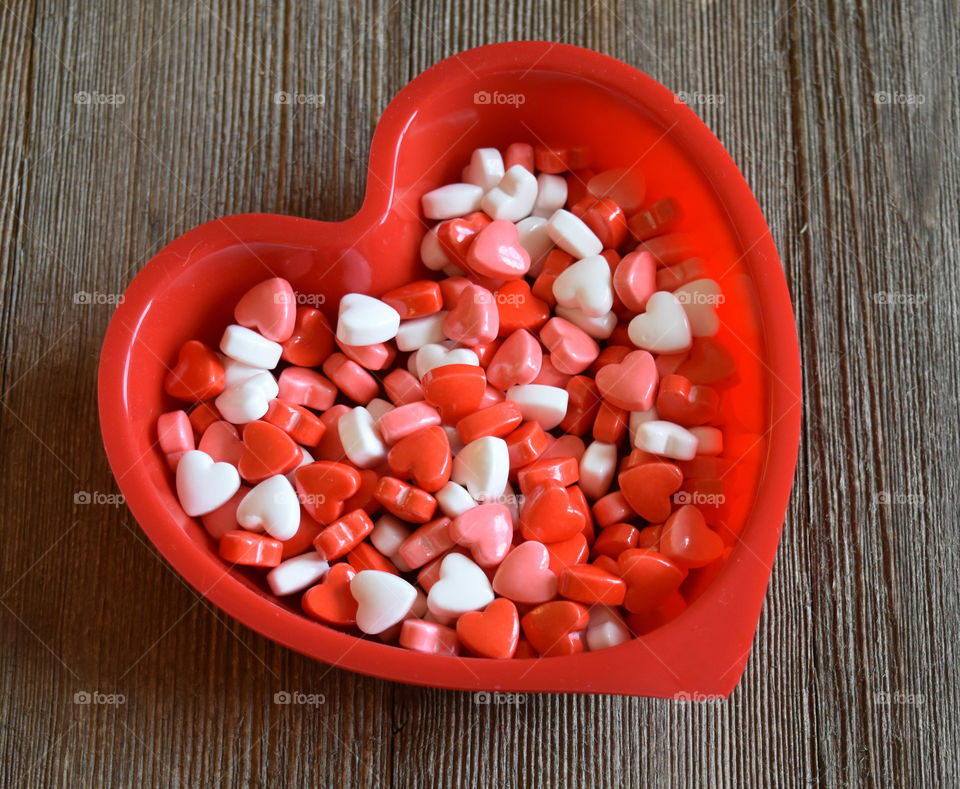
[492,541,558,604]
[633,420,698,461]
[421,182,484,220]
[456,401,523,443]
[350,570,418,634]
[674,278,723,337]
[218,531,284,567]
[435,481,478,518]
[585,605,632,651]
[294,461,362,524]
[594,349,658,411]
[234,277,296,342]
[236,474,301,540]
[520,600,590,657]
[558,564,626,606]
[338,406,388,468]
[481,164,538,222]
[442,284,499,347]
[612,250,657,312]
[381,280,444,319]
[462,147,505,190]
[374,476,438,524]
[456,598,520,659]
[336,293,401,346]
[314,509,375,560]
[559,376,602,435]
[387,426,452,492]
[175,450,241,517]
[627,291,692,353]
[531,173,568,218]
[413,343,480,378]
[277,367,336,411]
[377,401,442,445]
[399,619,460,655]
[676,337,737,384]
[452,436,509,501]
[656,374,719,426]
[540,317,599,375]
[515,215,554,275]
[421,364,486,424]
[617,548,685,614]
[220,324,283,368]
[465,219,531,280]
[449,503,513,567]
[302,563,358,626]
[505,384,569,430]
[552,254,613,317]
[578,441,618,500]
[660,504,724,568]
[546,209,603,259]
[426,553,495,619]
[164,340,225,402]
[486,329,543,390]
[554,304,617,339]
[570,195,628,249]
[266,550,330,596]
[495,279,550,338]
[281,306,335,367]
[587,165,646,214]
[238,420,301,483]
[421,224,452,270]
[263,399,325,446]
[336,338,397,371]
[436,212,492,268]
[198,420,243,466]
[215,371,278,424]
[519,481,585,542]
[618,461,683,523]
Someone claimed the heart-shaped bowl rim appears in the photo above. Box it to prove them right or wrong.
[99,41,801,697]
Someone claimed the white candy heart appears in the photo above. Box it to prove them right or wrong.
[627,291,692,353]
[578,441,618,500]
[338,406,388,468]
[532,173,568,218]
[674,278,723,337]
[690,426,723,455]
[215,371,278,424]
[413,343,479,378]
[506,384,569,430]
[546,208,602,258]
[628,406,659,447]
[421,183,484,220]
[435,480,478,518]
[586,605,632,651]
[350,570,418,634]
[481,164,538,222]
[554,305,617,339]
[395,312,448,351]
[515,216,554,277]
[220,356,267,387]
[336,293,400,346]
[462,147,505,191]
[370,514,411,558]
[452,436,509,501]
[237,474,301,540]
[426,553,495,619]
[220,324,283,369]
[633,419,698,460]
[552,254,614,317]
[175,450,240,517]
[266,551,329,596]
[421,225,451,271]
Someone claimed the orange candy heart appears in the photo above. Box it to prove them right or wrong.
[558,564,626,606]
[374,476,437,524]
[457,598,520,659]
[618,462,683,523]
[421,364,486,424]
[387,426,452,492]
[520,600,590,657]
[656,374,719,426]
[302,563,358,626]
[164,340,225,402]
[313,509,374,561]
[617,548,685,614]
[294,461,362,524]
[381,280,443,319]
[238,421,301,483]
[281,306,335,367]
[494,279,550,336]
[519,482,585,543]
[660,504,724,568]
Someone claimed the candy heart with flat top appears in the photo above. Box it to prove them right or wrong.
[175,450,241,517]
[627,291,692,353]
[426,553,495,619]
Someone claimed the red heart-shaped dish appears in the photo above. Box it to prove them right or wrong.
[98,42,801,697]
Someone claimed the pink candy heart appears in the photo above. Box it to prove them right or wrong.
[442,284,499,347]
[234,277,296,342]
[595,349,658,411]
[613,250,657,312]
[540,317,599,375]
[486,329,542,390]
[449,503,513,567]
[466,219,531,280]
[492,541,558,604]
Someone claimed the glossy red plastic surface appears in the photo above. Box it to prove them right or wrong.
[98,42,801,697]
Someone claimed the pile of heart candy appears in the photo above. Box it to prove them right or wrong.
[159,142,736,659]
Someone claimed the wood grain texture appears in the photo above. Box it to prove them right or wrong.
[1,0,957,786]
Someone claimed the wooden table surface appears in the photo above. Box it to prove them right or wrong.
[2,1,958,786]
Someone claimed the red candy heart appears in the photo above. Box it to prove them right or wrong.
[594,349,658,411]
[302,563,358,626]
[676,337,736,384]
[421,364,486,424]
[164,340,225,402]
[618,462,683,523]
[656,374,719,426]
[570,195,629,249]
[387,426,452,492]
[437,211,491,268]
[520,600,590,657]
[494,280,550,336]
[456,598,520,659]
[281,307,335,367]
[381,280,443,319]
[238,421,301,483]
[519,482,585,543]
[617,548,685,614]
[558,564,626,606]
[660,504,724,568]
[294,461,362,524]
[544,532,589,575]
